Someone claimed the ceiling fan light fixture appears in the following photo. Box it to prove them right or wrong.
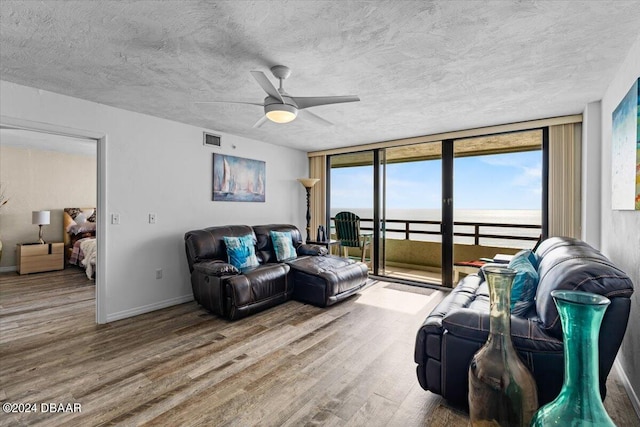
[265,103,298,123]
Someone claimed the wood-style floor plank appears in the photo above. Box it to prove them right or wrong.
[0,268,638,426]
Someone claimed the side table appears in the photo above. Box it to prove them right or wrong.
[17,242,64,275]
[306,239,341,255]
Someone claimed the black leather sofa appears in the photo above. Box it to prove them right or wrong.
[414,236,634,407]
[184,224,368,320]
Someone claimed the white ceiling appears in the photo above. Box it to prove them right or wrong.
[1,1,639,152]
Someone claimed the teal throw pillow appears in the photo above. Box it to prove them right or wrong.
[524,249,539,269]
[223,234,259,270]
[508,250,539,317]
[270,230,297,261]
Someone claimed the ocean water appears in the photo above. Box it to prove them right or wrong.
[330,208,541,249]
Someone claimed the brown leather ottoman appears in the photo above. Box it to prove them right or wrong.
[287,255,368,307]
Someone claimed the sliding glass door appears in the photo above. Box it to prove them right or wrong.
[327,129,545,288]
[452,131,543,285]
[328,151,375,270]
[380,142,443,284]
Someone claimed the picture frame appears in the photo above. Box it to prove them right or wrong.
[611,77,640,210]
[212,154,265,202]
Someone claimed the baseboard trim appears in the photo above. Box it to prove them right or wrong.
[0,265,17,273]
[105,294,194,323]
[614,358,640,419]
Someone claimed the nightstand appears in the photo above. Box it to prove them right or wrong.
[16,242,64,275]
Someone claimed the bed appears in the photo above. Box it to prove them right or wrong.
[63,207,97,279]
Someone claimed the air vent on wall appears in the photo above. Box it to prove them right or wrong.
[203,132,221,147]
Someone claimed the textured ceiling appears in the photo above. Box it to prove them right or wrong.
[1,1,640,152]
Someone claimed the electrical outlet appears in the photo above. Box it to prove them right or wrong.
[111,213,120,225]
[149,213,156,224]
[156,269,163,279]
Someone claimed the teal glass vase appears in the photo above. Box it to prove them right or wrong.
[530,290,615,427]
[468,266,539,427]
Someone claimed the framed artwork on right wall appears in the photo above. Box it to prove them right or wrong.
[611,76,640,210]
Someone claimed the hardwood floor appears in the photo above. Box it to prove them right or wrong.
[0,268,637,426]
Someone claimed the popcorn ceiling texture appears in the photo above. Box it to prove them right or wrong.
[1,0,639,151]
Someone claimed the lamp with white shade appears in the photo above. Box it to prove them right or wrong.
[297,178,320,243]
[32,210,50,244]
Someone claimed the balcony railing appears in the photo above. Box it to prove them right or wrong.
[331,217,541,246]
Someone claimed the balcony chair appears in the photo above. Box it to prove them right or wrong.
[334,211,372,264]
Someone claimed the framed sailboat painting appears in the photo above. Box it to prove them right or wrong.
[213,154,266,202]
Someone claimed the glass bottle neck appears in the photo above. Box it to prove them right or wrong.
[559,301,607,400]
[486,273,513,346]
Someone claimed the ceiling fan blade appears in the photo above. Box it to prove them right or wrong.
[252,115,268,128]
[300,109,333,126]
[250,71,284,103]
[291,95,360,110]
[194,101,263,107]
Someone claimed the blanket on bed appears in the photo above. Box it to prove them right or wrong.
[80,238,97,279]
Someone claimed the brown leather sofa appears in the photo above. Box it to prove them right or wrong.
[184,224,369,320]
[414,237,634,407]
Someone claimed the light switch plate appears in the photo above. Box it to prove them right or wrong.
[111,213,120,225]
[149,213,156,224]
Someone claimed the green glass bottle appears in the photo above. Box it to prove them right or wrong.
[530,290,615,426]
[468,266,539,427]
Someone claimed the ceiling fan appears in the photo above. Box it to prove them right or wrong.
[196,65,360,128]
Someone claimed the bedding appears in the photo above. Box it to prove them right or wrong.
[80,238,97,279]
[68,237,96,279]
[64,207,97,279]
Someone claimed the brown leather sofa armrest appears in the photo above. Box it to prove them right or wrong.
[442,308,563,353]
[194,260,240,277]
[225,264,290,308]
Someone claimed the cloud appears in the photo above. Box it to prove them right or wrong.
[511,162,542,187]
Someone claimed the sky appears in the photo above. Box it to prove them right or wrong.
[330,150,542,210]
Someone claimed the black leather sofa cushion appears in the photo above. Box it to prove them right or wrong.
[252,224,304,264]
[442,309,564,353]
[534,237,634,338]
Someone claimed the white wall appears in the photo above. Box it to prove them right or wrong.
[581,101,601,249]
[0,80,308,322]
[599,35,640,410]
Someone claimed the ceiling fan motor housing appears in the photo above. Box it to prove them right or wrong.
[265,102,297,123]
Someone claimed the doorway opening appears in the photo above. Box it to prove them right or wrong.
[0,118,106,323]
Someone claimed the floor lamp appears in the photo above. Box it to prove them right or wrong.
[297,178,319,243]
